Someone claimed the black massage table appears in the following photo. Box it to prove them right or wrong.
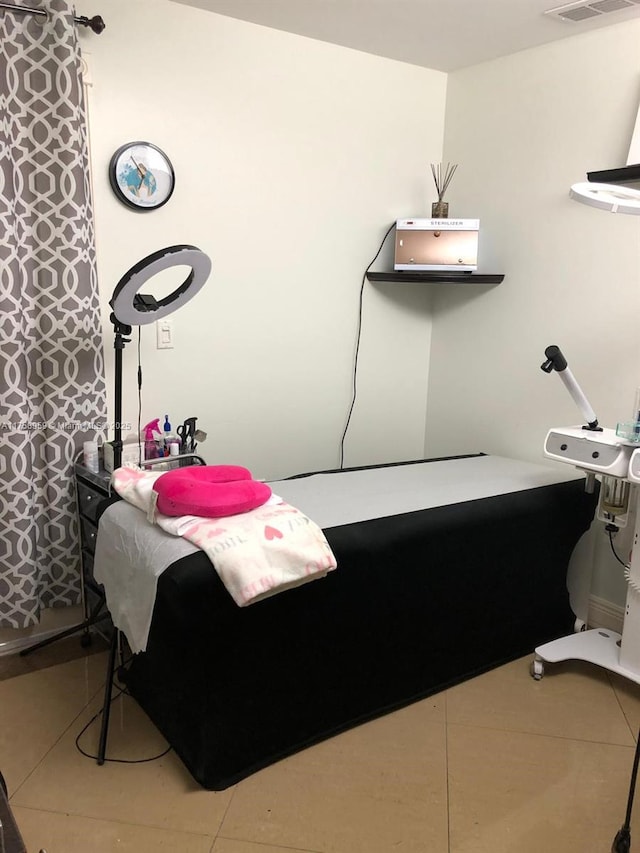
[96,454,598,790]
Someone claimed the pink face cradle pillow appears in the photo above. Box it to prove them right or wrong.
[152,465,272,518]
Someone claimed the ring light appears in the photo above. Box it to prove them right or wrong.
[110,244,212,325]
[569,182,640,215]
[108,243,211,473]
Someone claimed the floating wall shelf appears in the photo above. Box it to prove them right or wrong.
[366,271,504,285]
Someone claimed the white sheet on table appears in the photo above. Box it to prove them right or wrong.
[94,503,198,653]
[268,455,583,530]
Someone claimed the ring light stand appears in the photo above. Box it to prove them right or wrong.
[108,245,212,469]
[95,245,212,764]
[20,245,212,766]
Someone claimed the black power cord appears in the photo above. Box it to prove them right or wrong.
[606,524,630,569]
[75,656,171,765]
[339,222,396,469]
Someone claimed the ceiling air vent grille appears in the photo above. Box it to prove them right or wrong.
[545,0,640,21]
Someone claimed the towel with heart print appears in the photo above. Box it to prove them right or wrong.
[110,465,337,607]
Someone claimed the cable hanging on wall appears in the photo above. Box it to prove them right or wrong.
[0,1,105,33]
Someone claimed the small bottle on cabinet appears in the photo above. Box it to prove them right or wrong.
[83,440,99,473]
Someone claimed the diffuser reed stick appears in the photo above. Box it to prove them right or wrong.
[430,162,458,217]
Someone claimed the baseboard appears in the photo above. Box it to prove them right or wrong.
[588,594,624,634]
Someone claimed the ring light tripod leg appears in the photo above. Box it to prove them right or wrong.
[97,628,119,765]
[19,595,107,657]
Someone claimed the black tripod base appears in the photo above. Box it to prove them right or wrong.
[19,598,108,657]
[19,621,91,657]
[612,827,631,853]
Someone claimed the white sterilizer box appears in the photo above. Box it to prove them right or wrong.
[394,218,479,271]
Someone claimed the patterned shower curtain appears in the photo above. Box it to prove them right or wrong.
[0,0,107,627]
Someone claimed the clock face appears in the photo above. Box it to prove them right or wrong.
[109,142,175,211]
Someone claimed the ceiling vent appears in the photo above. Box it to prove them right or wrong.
[545,0,640,22]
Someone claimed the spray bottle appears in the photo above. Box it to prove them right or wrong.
[142,418,161,460]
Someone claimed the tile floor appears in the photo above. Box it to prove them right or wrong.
[1,639,640,853]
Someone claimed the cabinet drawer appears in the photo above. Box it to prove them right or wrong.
[77,480,105,522]
[80,516,98,553]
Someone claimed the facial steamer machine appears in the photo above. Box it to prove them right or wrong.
[535,345,640,681]
[536,344,640,853]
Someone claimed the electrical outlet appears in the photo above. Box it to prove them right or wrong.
[156,318,174,349]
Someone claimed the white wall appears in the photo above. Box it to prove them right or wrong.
[79,2,640,608]
[80,0,446,481]
[428,20,640,605]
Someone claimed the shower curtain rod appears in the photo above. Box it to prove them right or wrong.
[0,1,105,33]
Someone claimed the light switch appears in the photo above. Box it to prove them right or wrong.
[156,318,174,349]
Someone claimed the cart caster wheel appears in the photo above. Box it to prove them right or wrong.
[80,632,92,648]
[530,658,544,680]
[574,618,586,633]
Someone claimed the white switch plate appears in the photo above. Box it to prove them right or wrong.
[156,318,174,349]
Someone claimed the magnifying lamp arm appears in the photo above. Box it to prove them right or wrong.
[541,344,600,430]
[556,366,599,428]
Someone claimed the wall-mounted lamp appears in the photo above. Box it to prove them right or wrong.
[569,181,640,215]
[570,96,640,214]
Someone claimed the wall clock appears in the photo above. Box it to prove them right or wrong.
[109,141,175,211]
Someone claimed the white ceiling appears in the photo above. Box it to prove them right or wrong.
[169,0,640,72]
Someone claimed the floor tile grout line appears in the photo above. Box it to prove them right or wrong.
[11,802,218,845]
[212,780,239,851]
[446,718,638,749]
[15,795,221,842]
[214,833,325,853]
[606,669,640,744]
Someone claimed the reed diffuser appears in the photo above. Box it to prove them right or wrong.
[430,162,458,218]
